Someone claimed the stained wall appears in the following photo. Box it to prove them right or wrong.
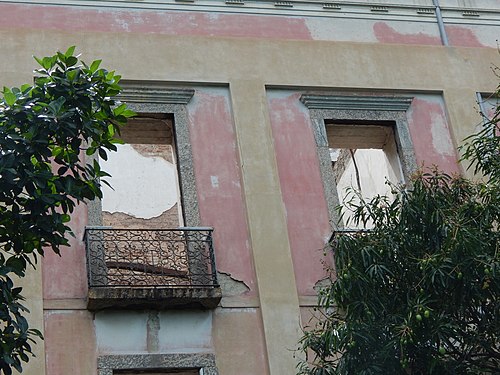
[0,1,498,374]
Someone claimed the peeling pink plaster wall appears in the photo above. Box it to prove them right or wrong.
[42,205,93,374]
[269,92,461,298]
[268,92,332,297]
[446,25,487,48]
[7,3,497,48]
[188,89,257,295]
[407,96,460,175]
[44,310,97,375]
[0,3,312,40]
[42,203,88,299]
[3,3,496,47]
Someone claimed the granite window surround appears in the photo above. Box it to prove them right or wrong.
[300,93,417,225]
[87,82,201,228]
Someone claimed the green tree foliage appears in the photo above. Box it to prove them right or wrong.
[0,47,134,374]
[298,81,499,374]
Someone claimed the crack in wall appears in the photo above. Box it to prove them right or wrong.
[217,271,250,296]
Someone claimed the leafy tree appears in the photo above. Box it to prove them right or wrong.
[0,47,134,374]
[298,79,499,374]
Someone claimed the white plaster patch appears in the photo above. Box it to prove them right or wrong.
[337,149,394,201]
[101,144,179,219]
[305,18,378,43]
[430,113,454,156]
[210,175,219,188]
[158,311,212,351]
[472,25,500,48]
[337,149,399,229]
[95,311,148,353]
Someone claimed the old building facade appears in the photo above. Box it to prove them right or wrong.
[0,0,498,374]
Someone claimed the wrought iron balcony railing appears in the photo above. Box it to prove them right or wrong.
[84,227,222,310]
[329,228,371,242]
[84,227,219,289]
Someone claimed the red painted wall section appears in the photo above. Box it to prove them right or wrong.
[268,92,332,297]
[187,88,257,296]
[42,203,88,299]
[407,96,460,175]
[0,3,312,40]
[446,25,487,48]
[44,310,96,375]
[373,22,441,45]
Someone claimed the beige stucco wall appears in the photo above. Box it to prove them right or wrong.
[13,268,45,375]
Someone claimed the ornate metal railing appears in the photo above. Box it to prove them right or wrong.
[84,227,219,288]
[329,228,371,242]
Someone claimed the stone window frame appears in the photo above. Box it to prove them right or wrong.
[87,81,201,227]
[85,82,221,300]
[97,353,218,375]
[300,93,417,225]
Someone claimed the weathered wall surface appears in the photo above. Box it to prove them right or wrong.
[43,310,96,375]
[95,310,213,353]
[267,89,461,301]
[213,308,270,374]
[407,94,461,175]
[0,2,498,46]
[187,87,257,299]
[267,90,332,299]
[0,1,498,374]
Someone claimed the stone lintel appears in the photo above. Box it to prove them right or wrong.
[98,353,218,375]
[119,82,195,105]
[300,94,413,111]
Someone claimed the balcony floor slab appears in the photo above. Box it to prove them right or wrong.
[87,286,222,310]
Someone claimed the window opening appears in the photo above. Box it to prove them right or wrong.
[326,120,404,228]
[300,93,416,235]
[100,113,184,229]
[96,114,190,287]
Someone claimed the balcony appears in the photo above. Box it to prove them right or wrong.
[84,227,222,310]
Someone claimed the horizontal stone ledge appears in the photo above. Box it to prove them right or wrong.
[87,286,222,310]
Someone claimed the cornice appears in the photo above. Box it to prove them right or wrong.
[300,94,413,112]
[2,0,499,25]
[118,82,195,105]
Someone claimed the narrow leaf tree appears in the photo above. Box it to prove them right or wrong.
[298,77,499,374]
[0,47,134,374]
